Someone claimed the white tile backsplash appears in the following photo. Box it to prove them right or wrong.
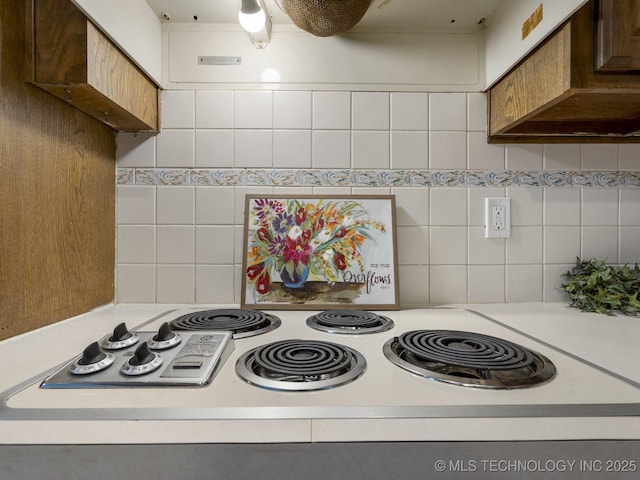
[352,92,389,130]
[234,91,273,129]
[505,144,543,171]
[390,131,428,169]
[312,91,351,129]
[430,188,467,226]
[195,187,235,225]
[156,226,195,264]
[620,189,640,225]
[468,227,505,265]
[115,89,640,305]
[581,144,618,170]
[506,265,542,302]
[195,90,234,129]
[161,90,195,129]
[196,265,236,303]
[391,92,428,130]
[274,91,311,129]
[156,130,194,168]
[116,133,156,167]
[543,226,581,264]
[430,265,467,303]
[392,188,429,226]
[157,187,194,225]
[273,130,312,168]
[397,226,429,265]
[619,227,640,264]
[543,144,581,170]
[468,265,505,303]
[117,226,156,264]
[581,226,618,261]
[466,93,486,132]
[195,130,234,167]
[429,131,466,169]
[429,93,467,131]
[619,144,640,171]
[234,130,273,167]
[506,226,543,264]
[352,131,389,169]
[581,189,618,226]
[429,227,467,265]
[544,188,581,226]
[117,265,156,303]
[156,265,195,303]
[312,130,351,168]
[195,226,235,264]
[468,132,505,170]
[116,186,155,224]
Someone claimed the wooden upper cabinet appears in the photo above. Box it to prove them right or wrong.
[488,0,640,143]
[26,0,159,132]
[596,0,640,71]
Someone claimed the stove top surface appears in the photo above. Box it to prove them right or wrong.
[3,308,640,421]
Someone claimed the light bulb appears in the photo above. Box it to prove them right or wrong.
[239,1,266,33]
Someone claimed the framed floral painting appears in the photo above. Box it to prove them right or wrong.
[241,195,400,310]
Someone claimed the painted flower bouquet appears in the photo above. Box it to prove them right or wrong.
[245,198,386,296]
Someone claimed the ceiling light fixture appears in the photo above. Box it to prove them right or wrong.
[238,0,266,33]
[239,0,271,48]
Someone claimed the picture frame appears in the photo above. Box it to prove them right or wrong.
[241,194,400,310]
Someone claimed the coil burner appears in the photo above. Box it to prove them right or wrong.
[235,339,366,391]
[383,330,556,389]
[169,309,281,338]
[306,310,395,334]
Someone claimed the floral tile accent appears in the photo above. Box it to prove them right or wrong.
[191,169,244,185]
[116,168,135,185]
[115,168,640,188]
[135,169,190,185]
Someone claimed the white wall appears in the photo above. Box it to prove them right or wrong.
[163,25,484,91]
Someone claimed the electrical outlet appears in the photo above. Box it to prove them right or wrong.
[485,197,511,238]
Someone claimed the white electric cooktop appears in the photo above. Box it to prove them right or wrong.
[3,308,639,419]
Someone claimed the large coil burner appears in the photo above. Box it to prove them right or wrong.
[383,330,556,389]
[169,309,281,339]
[235,339,366,391]
[306,310,394,334]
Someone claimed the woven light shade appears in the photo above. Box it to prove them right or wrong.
[281,0,373,37]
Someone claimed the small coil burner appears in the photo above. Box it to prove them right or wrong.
[306,310,394,334]
[383,330,556,389]
[169,309,281,338]
[235,339,366,391]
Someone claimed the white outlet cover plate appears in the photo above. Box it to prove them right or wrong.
[485,197,511,238]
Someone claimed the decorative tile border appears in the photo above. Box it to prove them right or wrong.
[116,168,640,188]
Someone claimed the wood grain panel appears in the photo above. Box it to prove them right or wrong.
[29,0,158,132]
[489,0,640,142]
[86,22,158,129]
[1,0,115,340]
[596,0,640,71]
[489,23,572,135]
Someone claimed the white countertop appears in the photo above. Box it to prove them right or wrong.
[1,302,639,444]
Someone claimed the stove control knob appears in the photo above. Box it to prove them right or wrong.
[147,322,182,350]
[101,322,139,350]
[156,322,176,341]
[120,342,162,376]
[70,342,115,375]
[79,342,106,365]
[131,342,155,366]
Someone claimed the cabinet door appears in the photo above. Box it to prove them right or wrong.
[596,0,640,71]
